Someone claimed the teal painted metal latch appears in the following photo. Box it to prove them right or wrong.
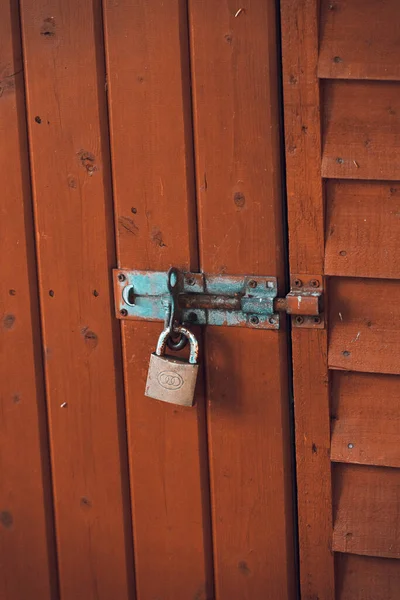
[113,269,280,329]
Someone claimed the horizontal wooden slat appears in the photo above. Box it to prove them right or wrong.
[325,180,400,279]
[318,0,400,81]
[328,278,400,375]
[335,554,400,600]
[331,372,400,468]
[332,464,400,559]
[322,81,400,180]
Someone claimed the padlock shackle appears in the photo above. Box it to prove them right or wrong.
[156,326,199,364]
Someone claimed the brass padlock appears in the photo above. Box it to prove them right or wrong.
[145,325,199,407]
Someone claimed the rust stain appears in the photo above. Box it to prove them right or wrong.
[118,215,139,235]
[3,314,15,329]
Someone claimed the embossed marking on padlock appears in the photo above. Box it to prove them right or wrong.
[145,325,199,407]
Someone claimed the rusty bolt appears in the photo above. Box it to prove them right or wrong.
[313,316,321,325]
[186,277,196,286]
[293,279,303,288]
[250,315,259,325]
[295,316,304,325]
[310,279,320,288]
[248,280,258,289]
[120,309,128,317]
[118,273,126,282]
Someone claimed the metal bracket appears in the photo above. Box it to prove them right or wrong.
[114,270,280,329]
[285,275,325,329]
[113,269,325,330]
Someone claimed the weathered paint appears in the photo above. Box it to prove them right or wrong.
[113,269,280,329]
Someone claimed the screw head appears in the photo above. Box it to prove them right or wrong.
[118,273,126,282]
[310,279,320,288]
[268,317,276,325]
[313,316,321,324]
[120,309,128,317]
[295,315,304,325]
[186,277,196,286]
[248,280,258,289]
[250,315,259,325]
[294,279,303,288]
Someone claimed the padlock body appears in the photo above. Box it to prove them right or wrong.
[145,353,199,407]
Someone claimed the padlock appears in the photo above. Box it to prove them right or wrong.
[145,325,199,407]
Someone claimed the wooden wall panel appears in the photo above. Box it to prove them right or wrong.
[325,180,400,279]
[319,0,400,81]
[333,464,400,559]
[336,554,400,600]
[322,81,400,180]
[20,2,134,599]
[189,2,295,598]
[328,278,400,375]
[103,2,213,599]
[331,372,400,468]
[281,1,335,599]
[0,3,56,598]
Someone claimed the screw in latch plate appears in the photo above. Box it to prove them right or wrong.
[186,277,196,286]
[294,279,303,288]
[295,316,304,325]
[250,315,259,325]
[118,273,126,282]
[310,279,320,288]
[120,309,128,317]
[313,316,321,324]
[248,280,258,289]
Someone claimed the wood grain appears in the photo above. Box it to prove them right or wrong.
[322,80,400,180]
[281,0,325,274]
[189,2,295,597]
[319,0,400,81]
[0,3,57,598]
[291,329,335,600]
[103,2,213,598]
[281,1,336,598]
[328,277,400,375]
[325,180,400,279]
[333,464,400,559]
[331,372,400,468]
[20,2,134,598]
[335,554,400,600]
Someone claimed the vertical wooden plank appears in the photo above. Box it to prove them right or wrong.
[20,2,134,599]
[281,1,335,598]
[0,3,56,598]
[103,2,213,599]
[189,2,295,598]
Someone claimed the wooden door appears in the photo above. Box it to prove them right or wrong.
[281,1,400,599]
[1,2,295,600]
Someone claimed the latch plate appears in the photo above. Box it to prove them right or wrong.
[113,270,280,329]
[288,275,325,329]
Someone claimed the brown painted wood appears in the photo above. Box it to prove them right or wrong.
[333,464,400,559]
[329,278,400,375]
[331,372,400,468]
[322,81,400,180]
[281,1,335,598]
[281,0,324,274]
[335,554,400,600]
[189,2,295,597]
[20,2,134,598]
[0,3,57,598]
[319,0,400,81]
[103,2,213,598]
[325,180,400,279]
